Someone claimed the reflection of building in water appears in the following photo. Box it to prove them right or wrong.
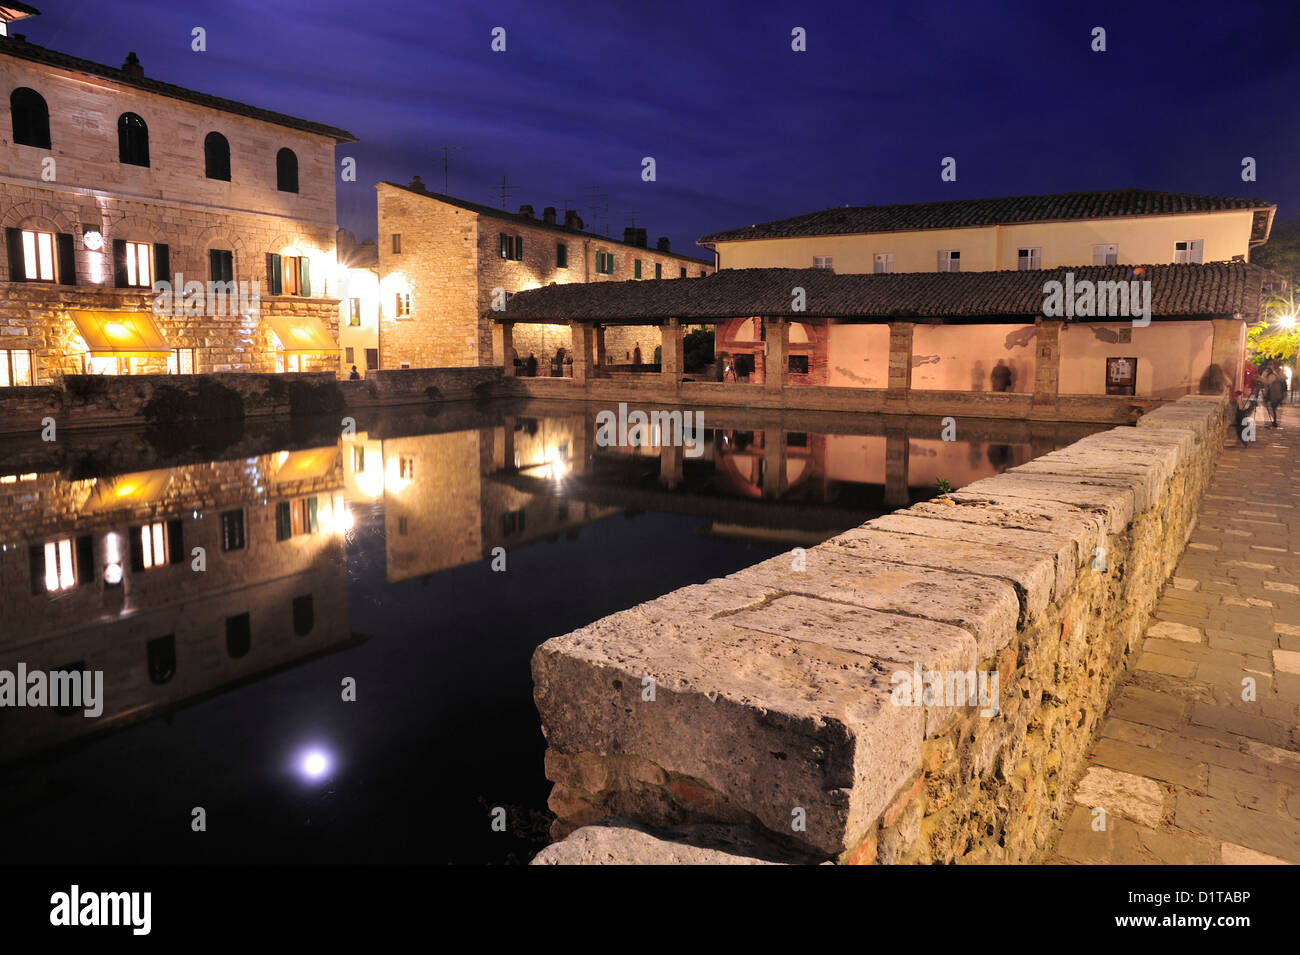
[340,416,618,584]
[0,449,351,763]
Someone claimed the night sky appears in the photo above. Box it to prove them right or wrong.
[25,0,1300,258]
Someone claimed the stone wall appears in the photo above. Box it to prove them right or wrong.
[531,394,1231,863]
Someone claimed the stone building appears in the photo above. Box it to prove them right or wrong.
[375,178,713,373]
[336,229,379,378]
[0,5,355,385]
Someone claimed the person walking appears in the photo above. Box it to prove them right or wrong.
[990,359,1013,393]
[348,365,361,380]
[1231,388,1258,445]
[1260,361,1286,428]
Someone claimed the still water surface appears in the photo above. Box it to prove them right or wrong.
[0,403,1102,863]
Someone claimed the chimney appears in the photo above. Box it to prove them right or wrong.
[542,206,557,225]
[623,227,637,246]
[407,175,427,192]
[636,228,648,248]
[121,52,144,79]
[656,236,670,252]
[518,204,534,218]
[564,209,584,231]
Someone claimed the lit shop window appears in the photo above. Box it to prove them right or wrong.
[275,352,302,373]
[0,348,33,386]
[167,348,195,374]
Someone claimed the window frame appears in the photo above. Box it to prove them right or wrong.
[0,348,34,386]
[1017,247,1042,271]
[117,112,150,167]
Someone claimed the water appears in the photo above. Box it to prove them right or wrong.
[0,401,1104,863]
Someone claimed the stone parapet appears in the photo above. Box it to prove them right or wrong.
[532,394,1231,863]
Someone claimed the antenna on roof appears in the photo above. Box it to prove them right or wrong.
[433,145,464,194]
[493,173,521,210]
[582,186,612,236]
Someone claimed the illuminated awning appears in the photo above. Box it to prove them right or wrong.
[84,469,174,511]
[70,312,170,355]
[272,447,340,483]
[265,316,338,352]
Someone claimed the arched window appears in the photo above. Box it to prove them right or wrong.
[10,87,50,149]
[276,147,298,193]
[117,112,149,167]
[204,131,230,181]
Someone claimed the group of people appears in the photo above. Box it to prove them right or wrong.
[1233,358,1291,443]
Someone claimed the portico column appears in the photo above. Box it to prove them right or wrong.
[570,322,594,384]
[1210,318,1246,394]
[502,322,516,377]
[501,416,516,471]
[884,424,910,508]
[887,322,913,408]
[659,443,683,489]
[765,317,788,392]
[1033,318,1062,408]
[762,428,784,498]
[661,318,684,388]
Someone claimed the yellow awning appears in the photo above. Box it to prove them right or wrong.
[71,311,170,354]
[265,316,337,352]
[271,447,340,483]
[84,469,174,511]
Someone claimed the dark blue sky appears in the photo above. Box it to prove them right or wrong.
[28,0,1300,258]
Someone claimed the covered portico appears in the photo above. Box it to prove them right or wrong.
[494,263,1270,424]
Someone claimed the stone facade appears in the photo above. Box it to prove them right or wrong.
[376,181,711,372]
[0,35,350,382]
[530,395,1233,863]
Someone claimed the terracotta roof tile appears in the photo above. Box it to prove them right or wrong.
[499,263,1273,323]
[699,190,1275,244]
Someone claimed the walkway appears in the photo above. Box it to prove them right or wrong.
[1047,403,1299,864]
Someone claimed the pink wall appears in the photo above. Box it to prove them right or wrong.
[1059,321,1214,398]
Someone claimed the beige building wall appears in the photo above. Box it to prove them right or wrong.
[338,266,379,375]
[713,210,1260,273]
[910,324,1037,393]
[1059,321,1215,398]
[826,323,890,388]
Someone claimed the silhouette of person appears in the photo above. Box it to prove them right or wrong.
[991,359,1013,393]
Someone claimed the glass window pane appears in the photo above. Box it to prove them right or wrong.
[12,350,30,385]
[22,231,37,279]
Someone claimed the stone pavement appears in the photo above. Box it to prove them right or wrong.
[1046,404,1300,864]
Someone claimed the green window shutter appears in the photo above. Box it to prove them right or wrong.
[635,259,642,279]
[56,234,76,286]
[152,243,170,287]
[655,263,662,279]
[113,239,129,288]
[300,256,311,297]
[499,233,509,259]
[307,497,319,534]
[275,501,291,541]
[6,229,25,283]
[209,249,221,282]
[514,235,523,261]
[266,253,282,295]
[557,243,566,268]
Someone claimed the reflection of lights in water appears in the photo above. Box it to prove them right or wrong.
[295,746,334,783]
[340,508,355,530]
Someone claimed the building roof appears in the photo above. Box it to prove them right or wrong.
[498,263,1274,324]
[699,189,1276,245]
[378,181,715,266]
[0,35,357,143]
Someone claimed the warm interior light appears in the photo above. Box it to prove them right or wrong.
[104,321,130,340]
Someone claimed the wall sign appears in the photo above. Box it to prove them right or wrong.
[1105,356,1137,396]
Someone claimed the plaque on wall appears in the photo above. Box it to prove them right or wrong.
[1105,356,1137,396]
